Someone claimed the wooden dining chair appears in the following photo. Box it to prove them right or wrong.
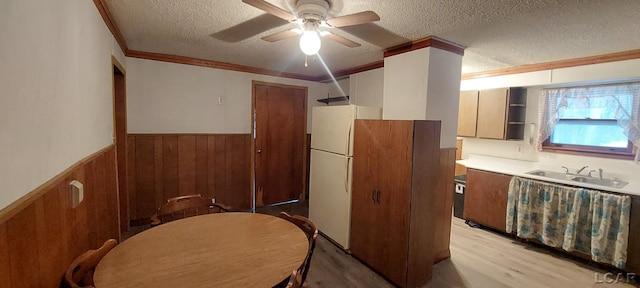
[279,212,318,285]
[64,239,118,288]
[150,194,231,226]
[285,270,302,288]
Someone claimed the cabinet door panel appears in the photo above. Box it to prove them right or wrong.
[476,88,508,139]
[626,197,640,273]
[457,91,479,137]
[374,121,412,286]
[350,120,380,262]
[464,169,511,231]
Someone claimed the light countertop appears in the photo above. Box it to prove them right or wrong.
[457,155,640,197]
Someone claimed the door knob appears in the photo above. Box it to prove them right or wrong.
[257,149,262,153]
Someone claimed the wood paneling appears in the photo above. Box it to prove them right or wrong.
[464,169,512,231]
[626,196,640,274]
[127,134,252,221]
[0,146,119,288]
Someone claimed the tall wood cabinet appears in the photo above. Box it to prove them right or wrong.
[457,87,527,140]
[350,120,442,288]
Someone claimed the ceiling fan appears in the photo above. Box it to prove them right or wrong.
[215,0,380,56]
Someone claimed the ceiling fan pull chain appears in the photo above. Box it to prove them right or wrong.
[305,55,308,67]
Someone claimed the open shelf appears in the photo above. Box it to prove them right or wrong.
[317,96,349,104]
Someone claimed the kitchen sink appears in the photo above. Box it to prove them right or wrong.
[525,170,572,180]
[524,170,628,189]
[570,176,628,189]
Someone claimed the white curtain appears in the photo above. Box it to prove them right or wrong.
[536,82,640,161]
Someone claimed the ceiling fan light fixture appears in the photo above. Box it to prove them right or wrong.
[299,29,321,55]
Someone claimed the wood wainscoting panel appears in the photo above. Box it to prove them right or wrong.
[0,146,119,288]
[0,222,10,287]
[127,134,252,221]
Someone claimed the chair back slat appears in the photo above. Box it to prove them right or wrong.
[279,212,318,285]
[151,194,230,226]
[64,239,118,288]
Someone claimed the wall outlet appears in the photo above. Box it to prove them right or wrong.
[217,96,225,106]
[69,180,84,208]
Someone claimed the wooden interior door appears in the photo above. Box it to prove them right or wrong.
[253,82,307,206]
[112,58,128,235]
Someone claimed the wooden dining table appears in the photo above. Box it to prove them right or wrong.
[94,212,309,288]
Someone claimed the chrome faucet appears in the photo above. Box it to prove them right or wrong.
[588,170,597,177]
[598,168,603,179]
[561,166,569,174]
[576,165,589,175]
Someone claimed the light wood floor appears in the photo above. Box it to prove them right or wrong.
[126,201,638,287]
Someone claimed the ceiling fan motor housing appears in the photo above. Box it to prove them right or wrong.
[296,0,330,22]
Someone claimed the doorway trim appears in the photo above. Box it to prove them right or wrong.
[250,80,308,210]
[112,56,128,236]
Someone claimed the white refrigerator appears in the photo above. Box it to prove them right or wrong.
[308,105,382,250]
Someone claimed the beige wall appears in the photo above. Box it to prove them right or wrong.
[349,68,384,108]
[127,58,329,134]
[0,0,119,209]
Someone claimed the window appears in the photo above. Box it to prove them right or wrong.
[538,82,640,160]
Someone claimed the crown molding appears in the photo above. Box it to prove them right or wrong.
[461,49,640,80]
[383,36,465,58]
[317,60,385,82]
[125,50,319,81]
[92,0,128,53]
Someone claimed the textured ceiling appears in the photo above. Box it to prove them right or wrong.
[104,0,640,78]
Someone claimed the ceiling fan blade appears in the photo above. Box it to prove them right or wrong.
[212,14,288,42]
[325,11,380,28]
[322,32,361,48]
[262,29,300,42]
[339,23,409,48]
[242,0,297,21]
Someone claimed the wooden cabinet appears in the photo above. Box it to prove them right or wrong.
[457,90,479,137]
[464,169,512,232]
[350,120,444,288]
[626,196,640,274]
[457,88,526,140]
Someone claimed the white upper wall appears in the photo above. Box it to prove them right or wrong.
[0,0,117,209]
[349,68,384,108]
[383,47,462,148]
[127,58,328,134]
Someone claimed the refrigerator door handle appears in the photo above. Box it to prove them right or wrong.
[371,189,376,203]
[376,190,381,203]
[346,121,353,156]
[344,158,350,193]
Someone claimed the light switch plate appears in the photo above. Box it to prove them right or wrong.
[70,180,84,208]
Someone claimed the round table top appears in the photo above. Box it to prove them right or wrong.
[94,212,309,288]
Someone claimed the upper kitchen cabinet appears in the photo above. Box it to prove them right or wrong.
[458,87,527,140]
[457,91,479,137]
